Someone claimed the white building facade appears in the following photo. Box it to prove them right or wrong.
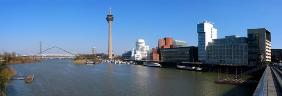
[197,21,218,62]
[131,39,150,60]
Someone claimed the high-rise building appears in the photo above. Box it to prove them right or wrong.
[206,36,248,65]
[248,28,271,65]
[106,8,114,59]
[197,21,218,62]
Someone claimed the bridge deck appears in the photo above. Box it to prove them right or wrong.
[253,66,278,96]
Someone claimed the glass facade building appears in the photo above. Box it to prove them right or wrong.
[206,36,248,65]
[160,46,198,63]
[271,49,282,63]
[248,28,271,65]
[174,40,188,48]
[197,21,217,62]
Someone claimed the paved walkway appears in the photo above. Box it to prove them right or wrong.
[253,66,277,96]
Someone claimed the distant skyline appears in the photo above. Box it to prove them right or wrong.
[0,0,281,55]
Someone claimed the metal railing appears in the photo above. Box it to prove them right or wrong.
[253,65,278,96]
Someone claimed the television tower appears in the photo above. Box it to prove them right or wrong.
[106,8,114,59]
[40,41,42,55]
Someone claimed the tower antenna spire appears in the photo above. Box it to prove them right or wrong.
[40,41,42,54]
[108,7,112,15]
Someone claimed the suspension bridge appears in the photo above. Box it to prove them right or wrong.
[34,45,77,59]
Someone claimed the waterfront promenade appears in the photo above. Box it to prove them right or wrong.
[253,65,282,96]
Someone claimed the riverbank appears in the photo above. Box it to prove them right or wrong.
[73,54,100,64]
[73,59,87,64]
[0,56,40,65]
[6,56,40,64]
[0,65,16,96]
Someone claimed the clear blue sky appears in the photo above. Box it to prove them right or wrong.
[0,0,281,55]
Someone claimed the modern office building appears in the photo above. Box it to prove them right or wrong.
[206,36,248,65]
[271,49,282,63]
[160,46,198,63]
[131,39,150,60]
[174,40,188,48]
[151,37,192,62]
[248,28,271,65]
[197,21,218,62]
[122,50,133,60]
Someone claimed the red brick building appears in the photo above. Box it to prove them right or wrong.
[151,48,160,61]
[158,39,165,49]
[158,37,175,49]
[151,37,176,61]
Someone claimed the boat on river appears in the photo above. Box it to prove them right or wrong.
[86,60,95,64]
[177,65,203,71]
[144,62,162,67]
[177,65,194,70]
[195,67,203,71]
[25,74,34,84]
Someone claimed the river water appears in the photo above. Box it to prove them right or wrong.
[7,59,254,96]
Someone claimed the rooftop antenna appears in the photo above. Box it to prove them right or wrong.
[40,41,42,54]
[108,7,112,15]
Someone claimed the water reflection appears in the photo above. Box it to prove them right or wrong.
[7,59,253,96]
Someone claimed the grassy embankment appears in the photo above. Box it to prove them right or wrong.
[0,64,16,96]
[73,59,87,64]
[5,57,40,64]
[73,54,100,64]
[0,52,37,96]
[0,52,40,65]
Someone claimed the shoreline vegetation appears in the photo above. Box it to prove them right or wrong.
[72,54,122,64]
[0,52,40,65]
[5,56,40,64]
[73,54,101,64]
[0,65,16,96]
[0,52,37,96]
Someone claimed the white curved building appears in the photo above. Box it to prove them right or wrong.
[132,39,150,60]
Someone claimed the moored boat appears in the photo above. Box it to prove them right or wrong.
[196,67,203,71]
[25,74,34,84]
[177,65,202,71]
[86,60,95,64]
[144,62,162,67]
[177,65,194,70]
